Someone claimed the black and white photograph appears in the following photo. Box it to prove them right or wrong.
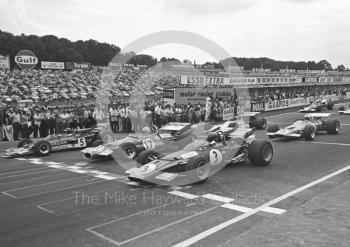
[0,0,350,246]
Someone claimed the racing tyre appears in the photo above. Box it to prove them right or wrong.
[136,150,160,165]
[304,125,316,140]
[92,139,103,147]
[339,106,345,111]
[120,142,138,159]
[34,140,51,156]
[185,157,210,182]
[248,140,273,166]
[17,139,33,148]
[326,119,340,134]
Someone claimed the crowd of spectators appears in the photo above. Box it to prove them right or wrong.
[249,85,350,102]
[1,65,350,141]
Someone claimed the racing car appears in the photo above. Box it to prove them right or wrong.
[339,105,350,115]
[299,98,334,113]
[127,120,273,185]
[1,128,102,158]
[266,113,340,140]
[81,122,194,160]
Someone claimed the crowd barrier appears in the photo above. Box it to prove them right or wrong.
[250,94,350,113]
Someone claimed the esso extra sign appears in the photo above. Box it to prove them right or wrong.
[15,50,38,69]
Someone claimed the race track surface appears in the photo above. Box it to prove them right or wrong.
[1,110,350,247]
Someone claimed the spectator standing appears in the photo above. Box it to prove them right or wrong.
[20,111,29,139]
[11,110,21,141]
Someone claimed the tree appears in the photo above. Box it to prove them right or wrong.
[317,60,333,71]
[336,64,345,72]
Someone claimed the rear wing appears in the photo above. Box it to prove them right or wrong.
[304,113,330,119]
[160,122,192,132]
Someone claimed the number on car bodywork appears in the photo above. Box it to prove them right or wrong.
[78,138,87,147]
[209,149,223,165]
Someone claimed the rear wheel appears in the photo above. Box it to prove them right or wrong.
[248,140,273,166]
[17,139,33,148]
[34,140,51,156]
[185,157,210,182]
[326,119,340,134]
[304,125,316,140]
[120,142,138,159]
[136,150,160,165]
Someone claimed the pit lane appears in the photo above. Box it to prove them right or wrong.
[0,109,350,247]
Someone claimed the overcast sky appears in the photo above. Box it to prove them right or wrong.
[1,0,349,67]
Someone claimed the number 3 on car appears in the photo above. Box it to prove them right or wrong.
[78,138,87,147]
[209,149,223,165]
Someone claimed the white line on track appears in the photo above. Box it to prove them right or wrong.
[3,179,106,199]
[168,191,199,200]
[0,167,50,176]
[172,164,350,247]
[202,194,234,203]
[36,205,57,215]
[265,112,296,118]
[2,191,19,199]
[3,175,90,192]
[87,203,170,231]
[0,170,72,185]
[296,141,350,146]
[0,168,56,179]
[88,205,219,246]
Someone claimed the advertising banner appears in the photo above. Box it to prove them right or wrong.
[66,62,91,70]
[223,108,235,121]
[264,99,290,111]
[181,75,302,86]
[0,55,10,69]
[166,87,236,105]
[250,101,265,112]
[41,61,65,70]
[264,98,308,111]
[15,50,38,69]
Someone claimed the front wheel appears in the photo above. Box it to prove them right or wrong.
[34,140,52,156]
[304,125,316,140]
[248,140,273,166]
[185,157,210,182]
[136,150,160,165]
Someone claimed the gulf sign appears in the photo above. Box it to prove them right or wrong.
[15,50,38,69]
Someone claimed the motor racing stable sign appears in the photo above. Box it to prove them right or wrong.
[223,108,235,121]
[15,50,38,69]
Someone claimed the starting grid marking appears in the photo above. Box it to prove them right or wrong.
[168,192,286,215]
[86,190,286,246]
[14,158,126,181]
